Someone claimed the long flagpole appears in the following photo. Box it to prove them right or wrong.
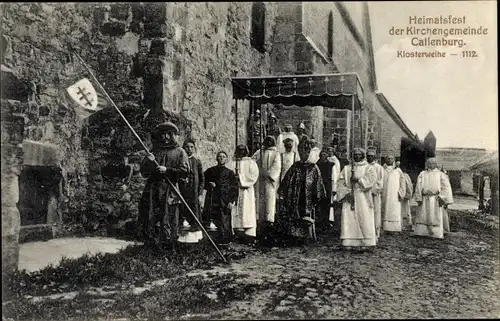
[72,52,227,263]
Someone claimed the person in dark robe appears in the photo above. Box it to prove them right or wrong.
[202,151,239,245]
[138,122,189,251]
[178,139,205,243]
[316,149,336,227]
[274,138,326,246]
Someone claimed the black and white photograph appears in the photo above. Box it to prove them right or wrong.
[1,1,498,320]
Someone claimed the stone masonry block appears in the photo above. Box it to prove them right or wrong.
[100,21,127,37]
[143,22,169,39]
[93,6,108,26]
[143,2,167,23]
[1,174,19,206]
[149,39,167,56]
[110,3,130,21]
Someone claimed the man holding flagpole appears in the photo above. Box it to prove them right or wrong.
[64,47,228,262]
[138,122,190,251]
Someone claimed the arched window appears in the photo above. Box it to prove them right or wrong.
[251,2,266,52]
[327,11,334,58]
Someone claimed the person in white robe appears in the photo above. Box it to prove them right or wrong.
[366,149,384,238]
[306,138,321,164]
[326,147,341,223]
[413,158,453,239]
[227,145,259,240]
[381,155,406,232]
[252,136,281,230]
[400,166,414,231]
[279,138,300,183]
[336,147,378,251]
[276,124,300,154]
[440,167,451,235]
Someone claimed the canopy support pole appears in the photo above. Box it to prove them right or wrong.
[235,99,239,175]
[351,97,355,211]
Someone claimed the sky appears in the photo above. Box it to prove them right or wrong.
[369,1,498,150]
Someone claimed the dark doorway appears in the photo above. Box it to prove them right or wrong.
[18,166,62,226]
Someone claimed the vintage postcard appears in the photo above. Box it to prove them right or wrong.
[1,1,498,320]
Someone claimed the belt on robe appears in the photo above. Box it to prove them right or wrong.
[422,192,440,196]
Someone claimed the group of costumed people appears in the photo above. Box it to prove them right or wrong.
[137,120,454,253]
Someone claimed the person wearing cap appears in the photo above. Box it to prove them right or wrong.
[366,148,385,238]
[138,121,190,251]
[275,138,326,245]
[252,136,281,243]
[336,147,377,251]
[227,145,259,244]
[381,155,406,233]
[413,158,453,239]
[276,124,300,154]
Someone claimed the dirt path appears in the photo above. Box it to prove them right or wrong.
[4,224,499,320]
[183,228,499,319]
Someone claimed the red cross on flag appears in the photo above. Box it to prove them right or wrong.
[61,76,109,120]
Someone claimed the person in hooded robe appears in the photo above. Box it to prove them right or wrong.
[202,151,239,245]
[413,158,453,239]
[252,136,282,241]
[306,138,321,164]
[138,122,190,251]
[366,149,385,238]
[400,163,414,231]
[277,124,300,154]
[275,138,326,245]
[336,147,378,251]
[178,139,205,243]
[279,137,300,183]
[227,145,260,244]
[381,155,406,233]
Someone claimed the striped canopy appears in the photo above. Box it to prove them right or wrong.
[231,73,364,109]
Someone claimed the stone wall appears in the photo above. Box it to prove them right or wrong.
[274,105,324,147]
[1,3,95,228]
[2,2,281,238]
[1,103,24,273]
[323,109,351,160]
[365,109,382,155]
[182,2,277,167]
[2,2,420,246]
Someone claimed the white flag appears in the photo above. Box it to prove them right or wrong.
[65,78,101,112]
